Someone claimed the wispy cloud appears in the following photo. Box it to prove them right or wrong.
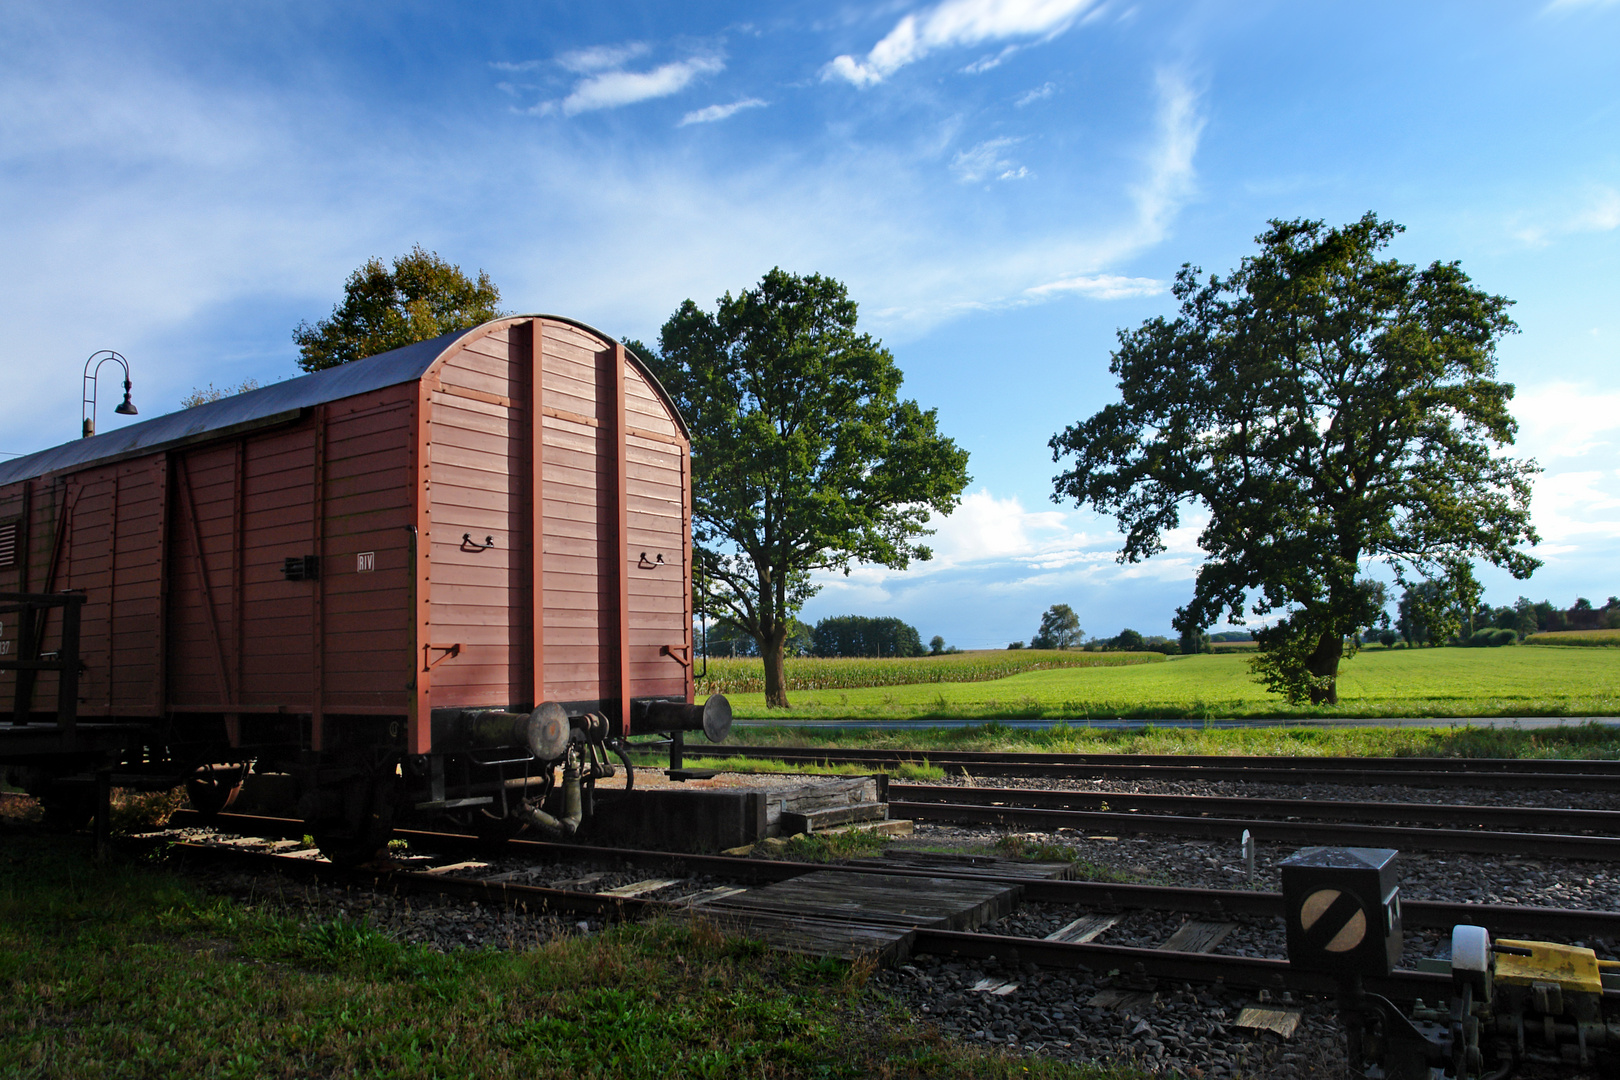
[1513,186,1620,246]
[679,97,767,126]
[550,55,724,117]
[1015,81,1056,105]
[1130,69,1204,238]
[952,136,1029,181]
[1025,273,1163,299]
[556,42,651,74]
[825,0,1100,87]
[962,43,1023,74]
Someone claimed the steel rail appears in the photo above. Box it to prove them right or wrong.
[715,745,1620,774]
[696,747,1620,791]
[167,837,1620,1007]
[890,782,1620,833]
[890,800,1620,861]
[177,812,1620,940]
[907,927,1456,1000]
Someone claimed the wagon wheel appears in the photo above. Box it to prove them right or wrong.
[308,772,398,866]
[11,766,96,832]
[185,763,247,820]
[38,782,98,833]
[612,743,635,792]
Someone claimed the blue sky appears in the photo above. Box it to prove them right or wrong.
[2,0,1617,649]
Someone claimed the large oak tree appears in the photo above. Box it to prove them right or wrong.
[1049,215,1540,704]
[294,246,503,371]
[641,269,971,707]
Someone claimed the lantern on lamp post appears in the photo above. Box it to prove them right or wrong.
[82,350,138,438]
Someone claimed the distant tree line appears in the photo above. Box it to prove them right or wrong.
[700,614,966,659]
[810,615,925,658]
[1395,587,1620,648]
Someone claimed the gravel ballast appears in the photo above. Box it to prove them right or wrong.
[111,767,1620,1078]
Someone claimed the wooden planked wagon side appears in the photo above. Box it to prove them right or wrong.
[0,316,714,860]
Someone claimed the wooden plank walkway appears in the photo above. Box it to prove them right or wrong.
[708,870,1022,930]
[691,908,918,964]
[694,866,1026,963]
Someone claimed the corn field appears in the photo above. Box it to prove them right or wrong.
[693,649,1160,695]
[1525,629,1620,648]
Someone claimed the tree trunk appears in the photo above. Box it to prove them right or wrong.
[1306,631,1344,705]
[760,626,791,708]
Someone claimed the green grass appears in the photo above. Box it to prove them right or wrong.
[695,649,1160,696]
[695,719,1620,761]
[0,835,1131,1080]
[1525,628,1620,647]
[715,647,1620,721]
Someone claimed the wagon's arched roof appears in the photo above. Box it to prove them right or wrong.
[0,316,682,487]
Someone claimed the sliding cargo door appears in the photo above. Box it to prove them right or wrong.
[427,324,531,710]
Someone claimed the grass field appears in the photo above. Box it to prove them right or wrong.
[713,645,1620,721]
[0,836,1121,1080]
[692,718,1620,761]
[1525,628,1620,647]
[694,649,1159,696]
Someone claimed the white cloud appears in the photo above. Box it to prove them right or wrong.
[557,56,724,116]
[1024,273,1163,299]
[825,0,1100,87]
[1528,469,1620,547]
[1015,81,1056,106]
[1130,69,1204,238]
[951,136,1028,182]
[556,42,651,74]
[678,98,767,126]
[1511,382,1620,461]
[1544,0,1620,9]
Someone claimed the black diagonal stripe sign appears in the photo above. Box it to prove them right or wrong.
[1299,888,1368,955]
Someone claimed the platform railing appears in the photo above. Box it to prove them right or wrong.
[1,591,84,733]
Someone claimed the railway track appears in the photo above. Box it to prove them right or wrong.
[888,783,1620,860]
[155,812,1620,1002]
[700,745,1620,791]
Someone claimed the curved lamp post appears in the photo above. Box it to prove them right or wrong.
[82,350,138,438]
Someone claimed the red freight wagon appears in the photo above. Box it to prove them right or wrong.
[0,316,728,861]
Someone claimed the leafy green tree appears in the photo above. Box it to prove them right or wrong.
[929,635,946,655]
[1050,214,1539,704]
[1398,570,1482,647]
[1111,628,1146,651]
[646,270,971,706]
[700,619,757,658]
[1030,604,1083,650]
[294,246,503,371]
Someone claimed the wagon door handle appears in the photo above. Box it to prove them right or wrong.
[424,643,461,671]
